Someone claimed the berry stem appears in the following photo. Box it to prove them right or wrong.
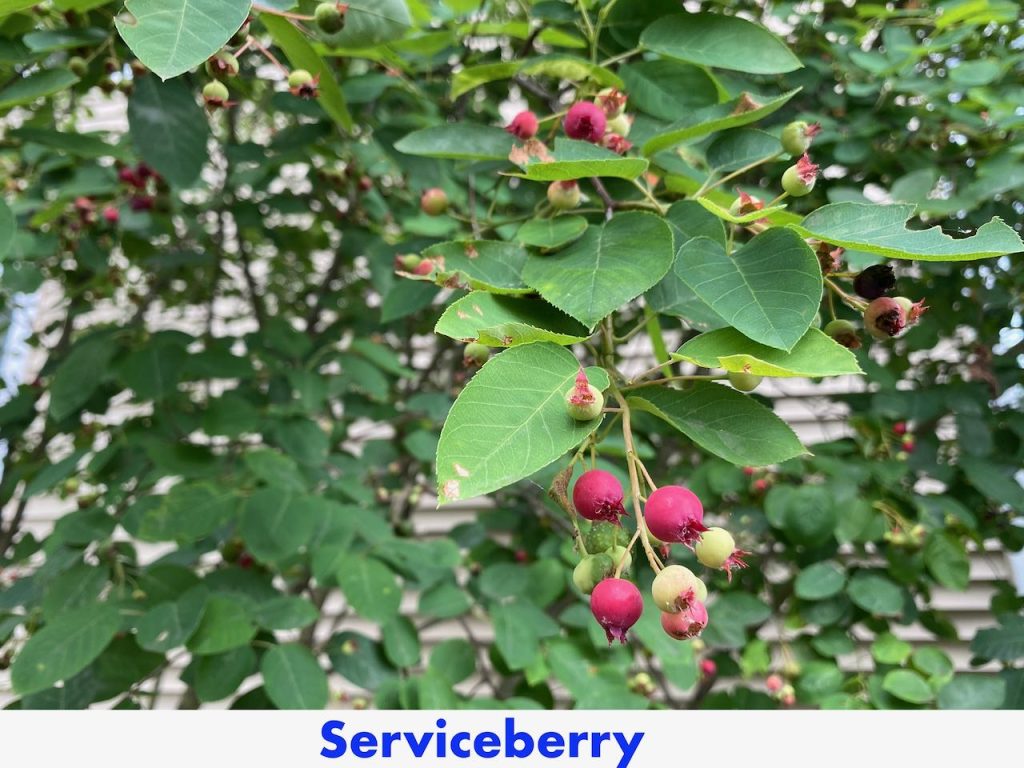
[621,374,727,391]
[765,190,790,207]
[693,151,782,198]
[250,39,289,75]
[253,3,314,20]
[825,277,868,311]
[643,305,673,379]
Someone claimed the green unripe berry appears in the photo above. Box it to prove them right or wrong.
[547,180,581,210]
[695,526,735,569]
[572,553,614,594]
[420,187,449,216]
[206,51,239,79]
[463,342,490,366]
[584,520,622,554]
[781,120,812,155]
[565,383,603,420]
[68,56,88,77]
[202,80,229,104]
[728,371,762,392]
[651,565,707,613]
[606,545,632,573]
[314,2,346,34]
[606,113,631,137]
[288,69,315,89]
[782,162,815,196]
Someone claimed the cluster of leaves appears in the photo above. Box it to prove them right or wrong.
[0,0,1020,711]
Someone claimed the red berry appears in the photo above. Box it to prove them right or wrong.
[893,421,907,436]
[118,167,140,186]
[573,469,627,525]
[701,659,717,677]
[130,195,154,211]
[102,206,119,224]
[753,478,769,493]
[742,466,755,476]
[863,297,906,339]
[590,578,643,645]
[412,259,434,276]
[505,110,539,140]
[643,485,706,546]
[563,101,606,143]
[660,598,708,640]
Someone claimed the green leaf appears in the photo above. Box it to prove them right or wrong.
[49,336,117,421]
[491,598,559,670]
[418,581,472,619]
[253,595,318,631]
[262,14,353,132]
[924,533,970,590]
[871,633,913,665]
[116,0,251,80]
[794,561,846,601]
[790,203,1023,261]
[429,638,476,685]
[522,212,674,328]
[24,27,107,52]
[706,128,781,171]
[628,382,805,466]
[971,616,1024,662]
[520,56,622,88]
[261,644,328,710]
[382,616,420,668]
[674,328,862,378]
[938,675,1006,710]
[0,0,38,15]
[912,648,954,683]
[882,669,933,704]
[327,631,397,690]
[641,89,800,156]
[138,482,236,542]
[395,124,516,161]
[187,596,256,655]
[510,138,649,181]
[0,198,14,261]
[11,603,121,696]
[324,0,410,48]
[41,564,108,617]
[0,69,79,110]
[420,239,530,295]
[619,60,719,121]
[127,76,209,188]
[240,489,318,562]
[770,484,838,546]
[676,228,822,352]
[337,556,401,623]
[435,343,609,503]
[136,585,208,652]
[516,215,588,251]
[434,292,590,347]
[193,646,256,702]
[640,13,802,74]
[848,572,904,616]
[11,127,126,161]
[694,196,789,224]
[450,61,520,99]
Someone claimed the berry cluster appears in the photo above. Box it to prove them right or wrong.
[570,467,748,646]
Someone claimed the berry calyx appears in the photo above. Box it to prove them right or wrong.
[202,80,230,108]
[590,578,644,644]
[781,153,819,196]
[728,371,762,392]
[863,296,906,339]
[573,469,626,525]
[595,88,627,118]
[651,564,707,613]
[729,189,764,216]
[547,180,581,210]
[420,187,449,216]
[660,598,708,640]
[206,51,239,79]
[288,69,319,99]
[565,368,604,421]
[695,526,750,581]
[505,110,539,140]
[563,101,606,143]
[573,553,614,595]
[853,264,896,300]
[893,296,928,324]
[824,318,861,350]
[314,2,346,35]
[601,133,632,155]
[780,120,821,156]
[644,485,707,546]
[463,342,489,367]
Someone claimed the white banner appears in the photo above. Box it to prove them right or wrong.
[0,710,1012,766]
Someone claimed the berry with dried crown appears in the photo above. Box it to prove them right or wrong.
[729,189,764,217]
[780,120,821,156]
[505,110,539,140]
[420,187,449,216]
[463,342,489,367]
[602,133,632,155]
[206,51,239,79]
[573,469,626,525]
[595,88,626,118]
[824,318,861,350]
[660,598,708,640]
[651,564,707,613]
[781,153,819,196]
[894,296,928,324]
[863,297,906,339]
[314,2,346,35]
[564,101,606,143]
[728,371,762,392]
[202,80,230,108]
[590,578,643,644]
[565,369,604,421]
[696,526,750,581]
[288,69,319,99]
[853,264,896,300]
[644,485,707,546]
[573,553,614,595]
[547,180,581,210]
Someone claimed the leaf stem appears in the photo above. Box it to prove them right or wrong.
[693,152,782,199]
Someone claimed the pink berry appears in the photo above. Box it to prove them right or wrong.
[590,578,643,645]
[643,485,706,546]
[893,421,908,436]
[505,110,539,140]
[863,296,906,339]
[102,206,119,224]
[660,598,708,640]
[573,469,627,525]
[766,674,783,692]
[701,659,717,677]
[420,187,448,216]
[563,101,606,143]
